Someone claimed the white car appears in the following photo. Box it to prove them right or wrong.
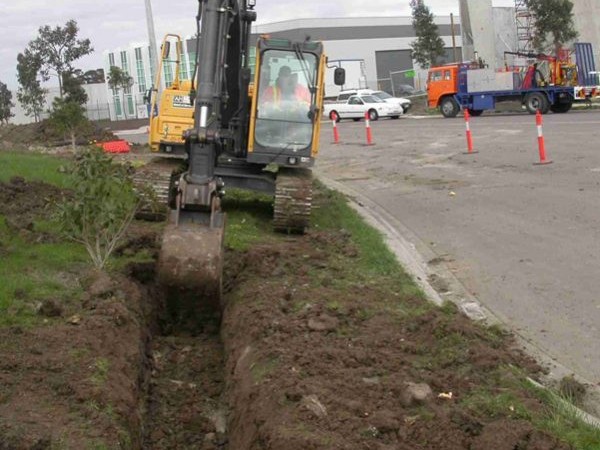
[337,88,412,113]
[325,95,403,122]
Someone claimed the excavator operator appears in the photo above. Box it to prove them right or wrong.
[261,65,311,104]
[257,65,314,148]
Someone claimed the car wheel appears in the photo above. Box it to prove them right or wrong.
[440,96,460,118]
[524,92,550,114]
[329,111,340,122]
[368,109,379,121]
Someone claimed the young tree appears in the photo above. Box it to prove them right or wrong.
[27,19,93,97]
[409,0,446,68]
[16,50,47,122]
[48,97,89,150]
[55,149,139,270]
[107,66,134,120]
[525,0,578,54]
[0,82,15,125]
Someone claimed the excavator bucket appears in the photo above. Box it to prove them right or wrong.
[157,215,225,323]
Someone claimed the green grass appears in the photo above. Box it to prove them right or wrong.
[90,358,110,387]
[0,215,88,327]
[526,381,600,449]
[223,189,274,251]
[0,151,71,188]
[312,185,400,277]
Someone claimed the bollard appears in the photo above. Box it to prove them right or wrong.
[364,111,374,146]
[462,109,478,154]
[332,118,340,144]
[534,110,553,165]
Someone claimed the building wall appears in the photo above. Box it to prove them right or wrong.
[103,39,197,121]
[460,0,496,67]
[11,84,110,125]
[572,0,600,64]
[252,16,463,96]
[493,7,518,68]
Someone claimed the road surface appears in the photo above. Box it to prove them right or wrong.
[317,111,600,385]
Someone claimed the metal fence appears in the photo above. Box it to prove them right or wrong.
[85,102,112,121]
[377,69,429,97]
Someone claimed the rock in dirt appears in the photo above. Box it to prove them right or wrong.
[459,300,487,321]
[400,382,433,407]
[67,314,82,325]
[307,314,339,332]
[38,298,63,317]
[301,394,328,418]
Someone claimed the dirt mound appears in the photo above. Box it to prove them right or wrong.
[0,272,157,449]
[0,120,116,149]
[221,231,572,450]
[0,177,66,236]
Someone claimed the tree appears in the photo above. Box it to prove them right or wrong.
[62,71,88,106]
[16,50,47,122]
[525,0,578,54]
[0,82,14,125]
[107,66,134,120]
[48,97,89,150]
[55,149,139,270]
[27,19,93,97]
[409,0,446,68]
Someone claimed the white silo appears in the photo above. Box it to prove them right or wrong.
[459,0,497,67]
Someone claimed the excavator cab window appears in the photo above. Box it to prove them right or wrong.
[255,49,317,151]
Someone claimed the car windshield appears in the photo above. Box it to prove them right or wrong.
[361,95,383,103]
[374,92,393,99]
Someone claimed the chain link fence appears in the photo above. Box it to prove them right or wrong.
[377,69,429,97]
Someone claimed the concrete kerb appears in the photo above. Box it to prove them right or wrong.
[316,172,600,423]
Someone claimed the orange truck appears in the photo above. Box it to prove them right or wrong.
[426,43,598,118]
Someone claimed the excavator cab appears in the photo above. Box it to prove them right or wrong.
[249,38,326,167]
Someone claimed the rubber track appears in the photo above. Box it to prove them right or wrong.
[273,168,312,234]
[133,158,183,221]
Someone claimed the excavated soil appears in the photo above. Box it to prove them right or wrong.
[0,121,116,150]
[0,180,577,449]
[0,272,156,449]
[0,177,65,236]
[221,233,572,450]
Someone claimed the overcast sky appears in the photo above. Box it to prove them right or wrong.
[0,0,514,91]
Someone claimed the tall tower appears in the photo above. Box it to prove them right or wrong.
[459,0,496,66]
[515,0,535,53]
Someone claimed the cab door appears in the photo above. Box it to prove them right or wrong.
[345,96,365,118]
[427,67,457,108]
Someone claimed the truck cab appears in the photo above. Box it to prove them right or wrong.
[427,65,459,116]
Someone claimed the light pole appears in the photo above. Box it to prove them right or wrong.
[144,0,159,84]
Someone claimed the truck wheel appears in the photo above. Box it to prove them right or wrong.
[440,97,460,118]
[368,109,379,121]
[550,102,572,113]
[329,111,340,122]
[524,93,549,114]
[468,109,483,117]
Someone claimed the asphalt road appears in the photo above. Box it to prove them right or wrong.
[317,110,600,385]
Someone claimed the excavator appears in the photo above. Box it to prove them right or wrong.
[148,34,194,157]
[152,0,345,315]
